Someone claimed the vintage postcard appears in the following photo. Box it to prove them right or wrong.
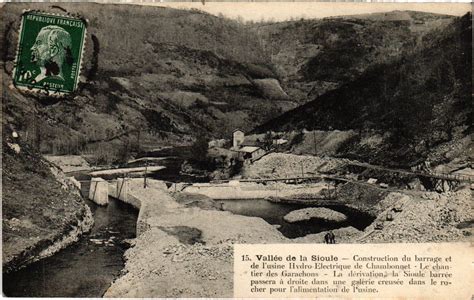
[1,1,472,298]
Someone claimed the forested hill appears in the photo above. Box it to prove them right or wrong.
[254,13,472,167]
[250,10,455,105]
[2,3,283,162]
[1,3,467,165]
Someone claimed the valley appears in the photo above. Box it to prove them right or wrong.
[1,2,472,298]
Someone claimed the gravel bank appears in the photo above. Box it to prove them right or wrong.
[44,155,92,173]
[182,181,327,200]
[283,207,347,223]
[242,153,346,178]
[359,187,472,243]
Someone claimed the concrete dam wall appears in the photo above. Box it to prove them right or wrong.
[108,178,176,236]
[181,181,328,200]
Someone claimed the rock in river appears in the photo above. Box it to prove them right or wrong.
[283,207,347,223]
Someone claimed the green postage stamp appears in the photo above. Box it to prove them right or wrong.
[13,11,87,96]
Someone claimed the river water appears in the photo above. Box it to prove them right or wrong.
[2,198,138,297]
[139,146,209,183]
[219,199,374,239]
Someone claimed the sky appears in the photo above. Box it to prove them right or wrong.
[1,1,469,21]
[142,2,471,22]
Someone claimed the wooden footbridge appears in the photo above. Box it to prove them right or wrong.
[347,162,473,192]
[212,161,473,194]
[348,161,473,183]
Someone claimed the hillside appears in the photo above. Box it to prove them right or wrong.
[2,128,93,272]
[1,3,284,162]
[1,3,467,167]
[250,10,454,104]
[255,13,472,167]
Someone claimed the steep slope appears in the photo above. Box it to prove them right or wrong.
[1,3,285,161]
[2,127,93,272]
[255,13,471,167]
[251,11,455,104]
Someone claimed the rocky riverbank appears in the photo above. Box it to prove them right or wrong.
[241,152,346,178]
[358,187,473,243]
[2,138,94,273]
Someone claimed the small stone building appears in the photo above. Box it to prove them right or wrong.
[233,130,245,149]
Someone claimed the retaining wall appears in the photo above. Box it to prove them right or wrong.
[182,182,327,200]
[109,178,170,236]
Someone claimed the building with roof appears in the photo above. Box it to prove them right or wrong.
[237,146,266,162]
[240,136,262,147]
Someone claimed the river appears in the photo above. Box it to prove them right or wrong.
[139,146,209,182]
[2,198,138,297]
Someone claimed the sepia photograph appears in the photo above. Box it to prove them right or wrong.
[1,1,472,297]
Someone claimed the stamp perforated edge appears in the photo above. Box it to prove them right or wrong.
[11,9,88,97]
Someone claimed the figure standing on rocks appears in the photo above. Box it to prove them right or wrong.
[329,231,336,244]
[324,231,336,244]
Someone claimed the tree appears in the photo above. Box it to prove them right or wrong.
[34,116,42,151]
[263,131,273,151]
[117,138,131,164]
[133,129,142,154]
[192,135,209,161]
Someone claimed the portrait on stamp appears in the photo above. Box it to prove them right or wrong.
[13,11,86,95]
[30,25,73,83]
